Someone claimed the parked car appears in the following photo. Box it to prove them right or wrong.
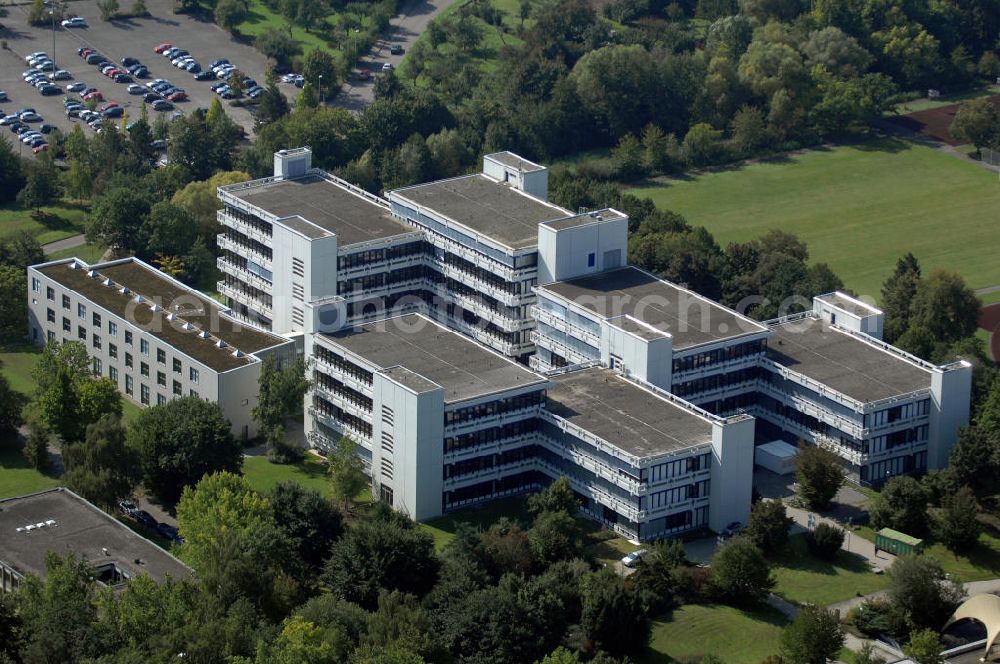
[83,91,104,102]
[66,81,87,92]
[38,84,60,96]
[167,90,187,102]
[61,16,87,27]
[129,65,149,78]
[143,92,162,103]
[79,87,97,97]
[0,89,10,102]
[150,138,168,150]
[620,549,648,568]
[118,500,139,516]
[102,106,124,118]
[49,70,72,81]
[32,143,49,153]
[78,47,93,57]
[113,73,132,84]
[194,70,215,81]
[26,51,48,62]
[184,62,201,73]
[85,53,107,65]
[19,111,42,122]
[20,132,41,143]
[157,523,183,543]
[152,99,174,111]
[382,62,393,72]
[127,83,145,95]
[135,510,157,528]
[153,43,173,53]
[390,44,404,55]
[210,58,230,68]
[122,56,141,67]
[721,521,743,538]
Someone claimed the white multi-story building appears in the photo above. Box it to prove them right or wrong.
[305,313,753,539]
[27,257,295,439]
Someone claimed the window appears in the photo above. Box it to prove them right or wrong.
[125,352,133,368]
[108,343,117,359]
[140,362,149,377]
[109,366,118,383]
[173,380,182,396]
[46,330,54,342]
[31,277,40,293]
[189,389,199,398]
[125,375,133,395]
[46,286,54,301]
[92,334,101,350]
[92,357,102,374]
[62,317,71,332]
[140,384,149,405]
[124,330,132,345]
[156,371,166,387]
[157,394,167,406]
[108,321,117,336]
[92,313,101,327]
[172,358,182,374]
[46,308,55,323]
[587,252,595,267]
[189,367,199,384]
[78,326,86,340]
[156,348,166,364]
[140,339,149,356]
[62,294,70,309]
[77,303,86,319]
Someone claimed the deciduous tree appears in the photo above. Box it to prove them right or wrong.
[779,605,845,664]
[709,537,774,605]
[868,475,928,536]
[64,414,138,510]
[795,443,844,510]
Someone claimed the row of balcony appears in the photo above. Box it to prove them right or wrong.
[217,256,273,293]
[313,358,374,397]
[218,209,273,245]
[531,306,601,348]
[217,234,273,270]
[309,407,372,444]
[217,280,273,318]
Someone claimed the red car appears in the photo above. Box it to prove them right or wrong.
[103,68,121,78]
[84,91,104,102]
[167,91,187,102]
[100,102,119,112]
[153,43,172,53]
[79,47,94,58]
[32,143,48,153]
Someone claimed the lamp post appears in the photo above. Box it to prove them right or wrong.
[317,74,323,105]
[49,6,56,70]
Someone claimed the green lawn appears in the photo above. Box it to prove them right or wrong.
[854,526,1000,581]
[0,446,63,499]
[771,534,890,606]
[641,604,787,664]
[891,85,1000,114]
[980,289,1000,306]
[629,138,1000,299]
[0,345,42,397]
[47,243,107,264]
[242,454,334,497]
[0,202,88,245]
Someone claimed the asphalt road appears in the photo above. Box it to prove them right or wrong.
[332,0,459,111]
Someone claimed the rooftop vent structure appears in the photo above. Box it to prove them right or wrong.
[215,340,226,349]
[102,278,113,287]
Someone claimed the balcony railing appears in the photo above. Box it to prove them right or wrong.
[216,256,273,293]
[217,209,273,245]
[217,234,272,270]
[443,432,537,462]
[531,306,601,348]
[217,280,273,317]
[308,406,372,443]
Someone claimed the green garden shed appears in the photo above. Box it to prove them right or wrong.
[875,528,924,555]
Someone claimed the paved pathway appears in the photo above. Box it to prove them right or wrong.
[41,233,86,255]
[976,284,1000,296]
[332,0,459,110]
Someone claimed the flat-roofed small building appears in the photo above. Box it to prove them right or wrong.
[306,313,549,520]
[0,488,190,594]
[541,367,754,540]
[27,257,295,439]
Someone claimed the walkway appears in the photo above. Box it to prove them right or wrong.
[332,0,459,111]
[41,233,86,255]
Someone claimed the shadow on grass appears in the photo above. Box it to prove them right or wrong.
[851,137,913,153]
[31,210,75,232]
[771,534,871,576]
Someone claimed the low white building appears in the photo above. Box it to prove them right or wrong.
[27,257,296,439]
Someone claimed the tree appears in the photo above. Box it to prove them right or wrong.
[13,553,99,663]
[947,424,1000,497]
[323,513,439,609]
[908,269,980,345]
[779,605,845,664]
[22,412,51,471]
[949,98,1000,154]
[176,471,296,607]
[632,538,687,602]
[86,186,152,252]
[257,83,290,126]
[128,397,242,504]
[17,160,60,211]
[580,568,652,658]
[252,355,308,461]
[98,0,120,20]
[269,481,344,571]
[868,476,928,536]
[568,44,663,140]
[795,443,845,510]
[297,81,319,109]
[303,49,339,92]
[730,105,769,154]
[932,485,981,551]
[214,0,248,31]
[904,629,943,664]
[77,377,123,429]
[801,27,872,78]
[528,508,582,563]
[887,555,963,631]
[0,265,28,344]
[805,522,844,560]
[0,136,25,203]
[709,537,775,606]
[255,28,303,65]
[36,366,81,441]
[144,201,199,258]
[0,230,46,268]
[328,436,369,510]
[528,476,580,515]
[855,642,886,664]
[881,253,921,343]
[683,122,724,166]
[746,499,793,554]
[34,341,91,393]
[64,414,137,510]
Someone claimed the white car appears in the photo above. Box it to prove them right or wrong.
[25,52,47,63]
[66,81,88,92]
[620,549,648,568]
[61,16,87,28]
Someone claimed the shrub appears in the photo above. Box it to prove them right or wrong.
[805,523,844,560]
[849,598,907,640]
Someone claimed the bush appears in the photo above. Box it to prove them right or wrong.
[746,500,793,554]
[805,523,844,560]
[849,598,908,640]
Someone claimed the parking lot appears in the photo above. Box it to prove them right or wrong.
[0,0,302,139]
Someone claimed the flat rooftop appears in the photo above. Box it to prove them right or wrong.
[37,259,288,372]
[487,151,546,172]
[538,267,768,350]
[0,488,191,584]
[228,175,410,245]
[816,292,881,318]
[546,368,713,458]
[321,314,547,402]
[391,174,571,250]
[541,209,628,231]
[767,317,932,403]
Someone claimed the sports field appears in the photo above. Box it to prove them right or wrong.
[629,138,1000,300]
